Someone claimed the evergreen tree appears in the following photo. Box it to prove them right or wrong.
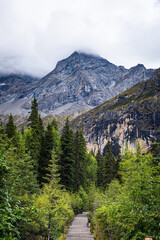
[115,145,122,182]
[5,134,38,196]
[28,97,44,171]
[86,151,97,187]
[74,129,87,191]
[28,97,39,127]
[0,129,30,239]
[59,118,75,191]
[21,125,24,135]
[45,148,60,186]
[38,119,61,186]
[103,141,115,188]
[96,148,104,188]
[51,118,58,131]
[38,123,54,185]
[5,114,16,143]
[52,121,61,157]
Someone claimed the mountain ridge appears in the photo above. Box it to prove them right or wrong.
[0,51,156,116]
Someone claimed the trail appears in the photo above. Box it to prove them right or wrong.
[66,212,94,240]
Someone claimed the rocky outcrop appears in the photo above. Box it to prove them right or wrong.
[71,69,160,154]
[0,51,155,116]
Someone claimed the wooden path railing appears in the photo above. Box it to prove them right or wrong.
[66,212,94,240]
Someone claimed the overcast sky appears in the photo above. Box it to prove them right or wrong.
[0,0,160,77]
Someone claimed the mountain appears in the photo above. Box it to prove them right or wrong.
[0,51,155,116]
[71,68,160,154]
[0,73,39,112]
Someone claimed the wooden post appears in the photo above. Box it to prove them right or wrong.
[145,237,152,240]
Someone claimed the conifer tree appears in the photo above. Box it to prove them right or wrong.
[96,148,104,187]
[86,151,97,187]
[5,114,16,143]
[28,97,44,171]
[51,119,58,131]
[21,125,24,135]
[28,97,39,127]
[59,118,75,191]
[38,123,54,185]
[6,134,38,196]
[45,148,60,186]
[52,121,61,157]
[103,141,115,188]
[74,129,87,191]
[115,145,122,182]
[38,119,61,186]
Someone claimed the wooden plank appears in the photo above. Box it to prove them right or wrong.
[66,212,94,240]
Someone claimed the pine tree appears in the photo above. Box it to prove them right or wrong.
[115,145,122,183]
[45,148,60,186]
[28,97,39,127]
[28,97,44,171]
[38,119,61,186]
[38,123,54,185]
[5,114,16,142]
[21,125,24,135]
[74,129,87,191]
[96,148,104,188]
[59,118,75,191]
[52,121,61,157]
[51,119,58,131]
[9,134,38,196]
[103,141,115,188]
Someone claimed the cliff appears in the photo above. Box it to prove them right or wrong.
[71,69,160,154]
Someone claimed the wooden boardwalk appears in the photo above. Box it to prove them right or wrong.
[66,212,94,240]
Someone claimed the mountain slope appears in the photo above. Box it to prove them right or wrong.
[0,74,39,104]
[0,52,155,116]
[71,68,160,154]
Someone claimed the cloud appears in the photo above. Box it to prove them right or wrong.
[0,0,160,77]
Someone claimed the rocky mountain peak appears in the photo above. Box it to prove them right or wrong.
[54,51,111,74]
[0,52,156,116]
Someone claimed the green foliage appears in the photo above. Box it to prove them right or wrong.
[74,129,88,191]
[103,141,116,189]
[93,147,160,240]
[28,97,44,171]
[71,185,97,213]
[96,149,104,188]
[86,151,97,186]
[0,132,32,239]
[2,97,159,240]
[59,118,75,191]
[44,148,61,186]
[31,183,74,240]
[39,123,55,185]
[5,134,38,196]
[5,114,16,140]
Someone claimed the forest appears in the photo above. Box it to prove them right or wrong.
[0,97,160,240]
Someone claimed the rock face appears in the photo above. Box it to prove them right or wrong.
[71,69,160,154]
[0,74,39,104]
[0,51,155,116]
